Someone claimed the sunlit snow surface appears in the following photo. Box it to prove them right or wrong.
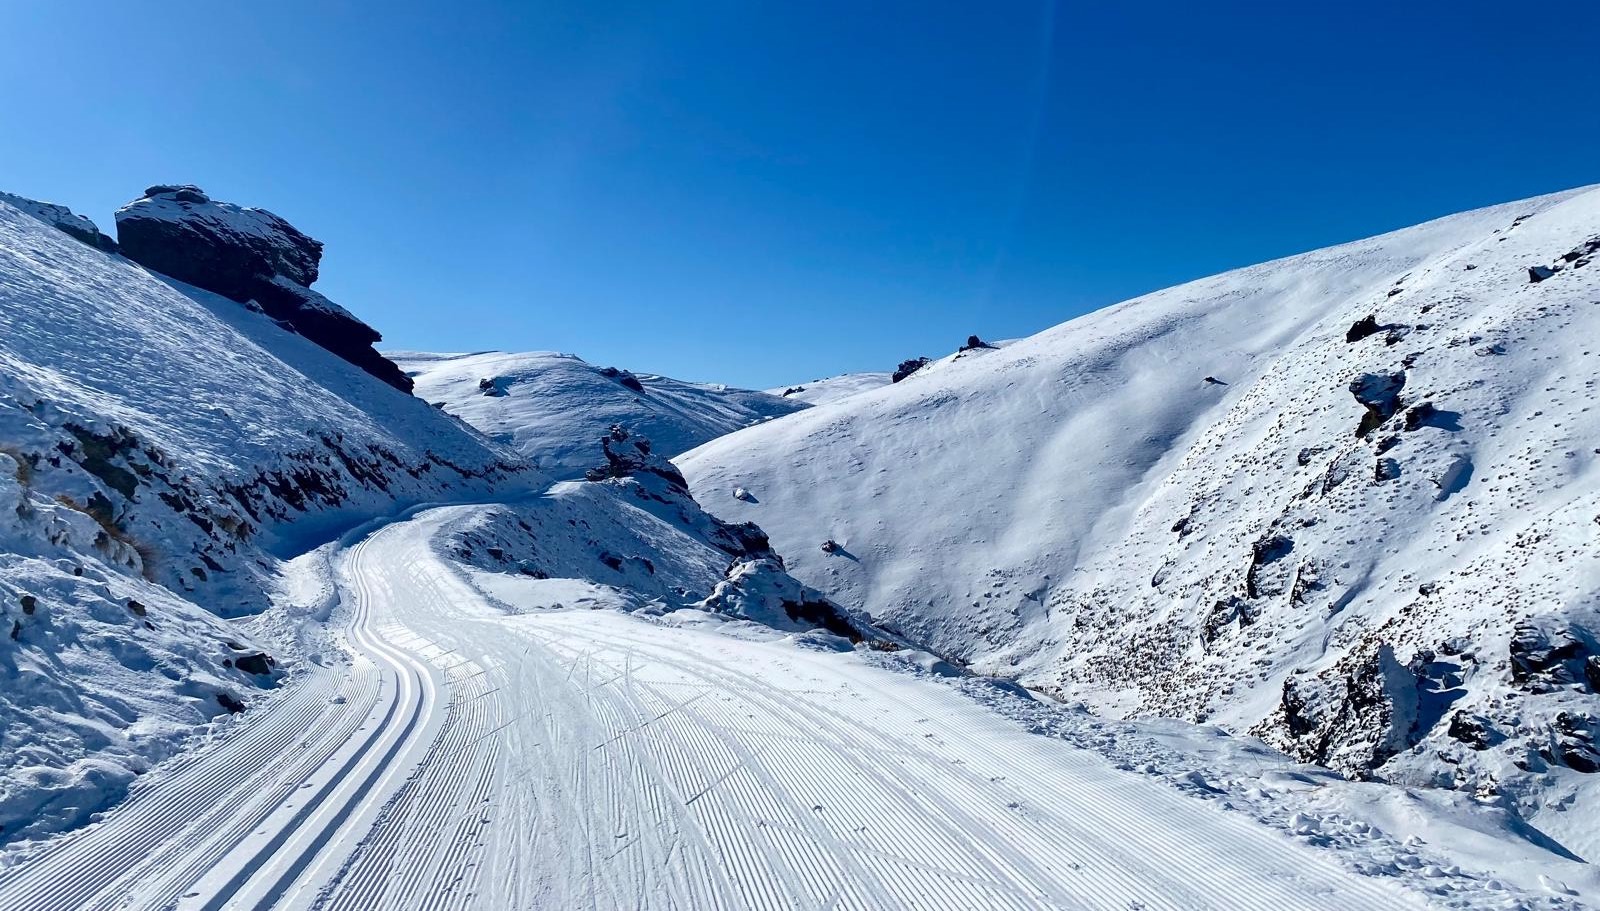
[681,185,1600,858]
[392,350,807,478]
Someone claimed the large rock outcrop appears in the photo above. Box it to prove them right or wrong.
[114,185,412,392]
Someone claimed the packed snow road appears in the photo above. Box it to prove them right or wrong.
[0,506,1427,910]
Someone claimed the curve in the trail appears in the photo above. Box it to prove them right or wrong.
[306,506,1430,911]
[0,532,434,911]
[0,505,1437,911]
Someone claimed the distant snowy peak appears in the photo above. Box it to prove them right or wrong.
[115,185,411,392]
[391,350,807,479]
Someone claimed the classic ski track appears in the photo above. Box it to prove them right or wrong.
[0,505,1439,910]
[0,530,435,911]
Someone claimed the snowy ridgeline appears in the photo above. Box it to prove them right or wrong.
[0,195,532,840]
[680,185,1600,856]
[765,371,893,405]
[390,349,808,478]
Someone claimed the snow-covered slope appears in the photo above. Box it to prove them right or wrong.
[766,371,892,405]
[391,350,807,478]
[0,193,530,841]
[680,185,1600,853]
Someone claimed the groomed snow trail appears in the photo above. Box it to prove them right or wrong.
[0,506,1429,910]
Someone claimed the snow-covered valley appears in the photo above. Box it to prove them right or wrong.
[1,179,1598,909]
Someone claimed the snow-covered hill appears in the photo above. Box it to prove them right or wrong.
[0,189,861,846]
[680,185,1600,855]
[391,350,807,478]
[0,191,533,840]
[766,371,892,405]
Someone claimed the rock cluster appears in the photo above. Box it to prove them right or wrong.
[891,357,930,383]
[114,186,412,392]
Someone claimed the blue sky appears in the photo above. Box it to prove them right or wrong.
[1,2,1594,388]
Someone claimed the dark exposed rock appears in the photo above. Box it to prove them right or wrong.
[1345,314,1381,343]
[780,386,805,397]
[1447,711,1498,750]
[1374,457,1401,482]
[584,424,687,491]
[1202,375,1227,385]
[1403,402,1437,431]
[1245,535,1294,599]
[1559,741,1600,773]
[783,595,863,643]
[1201,594,1257,644]
[1554,712,1600,772]
[18,595,35,615]
[216,692,246,714]
[599,367,645,393]
[820,539,840,554]
[126,599,146,617]
[959,334,996,352]
[1349,371,1406,438]
[1265,644,1420,775]
[478,377,507,397]
[1528,265,1557,283]
[233,652,275,676]
[1509,620,1587,688]
[892,357,931,383]
[114,186,412,392]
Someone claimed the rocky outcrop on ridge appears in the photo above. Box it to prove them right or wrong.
[114,185,412,392]
[0,191,118,253]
